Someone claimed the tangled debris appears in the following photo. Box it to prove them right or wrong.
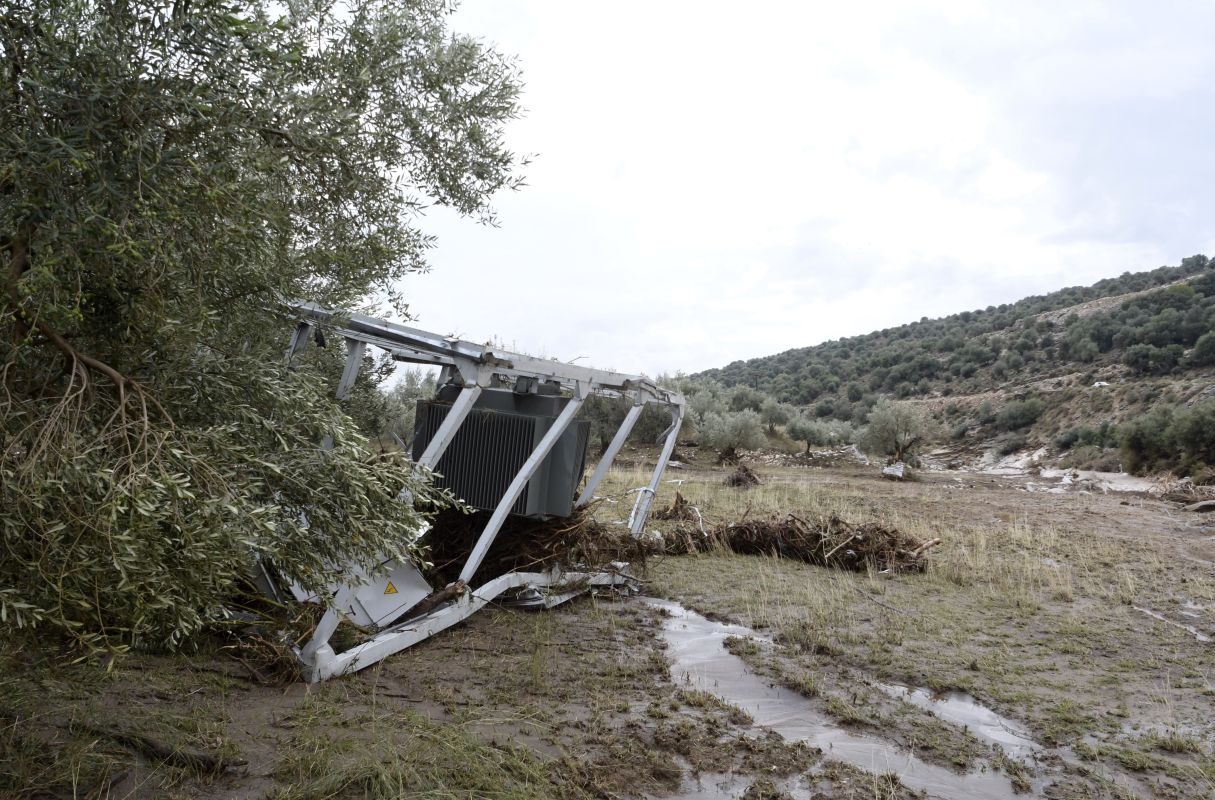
[652,491,698,521]
[421,506,645,586]
[725,464,761,488]
[666,514,939,573]
[420,493,939,587]
[1156,476,1215,505]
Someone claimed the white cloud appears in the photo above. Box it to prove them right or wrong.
[395,0,1215,376]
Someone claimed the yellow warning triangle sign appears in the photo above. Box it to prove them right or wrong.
[383,581,398,595]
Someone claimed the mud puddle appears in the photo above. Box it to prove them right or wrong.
[645,598,1037,800]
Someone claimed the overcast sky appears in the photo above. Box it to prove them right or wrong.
[394,0,1215,378]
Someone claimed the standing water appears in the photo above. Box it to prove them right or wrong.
[644,598,1039,800]
[876,684,1041,761]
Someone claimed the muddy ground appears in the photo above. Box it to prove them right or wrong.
[2,456,1213,799]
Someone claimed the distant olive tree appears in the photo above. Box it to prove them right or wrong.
[760,398,793,433]
[858,399,940,463]
[677,377,729,422]
[995,398,1043,431]
[786,413,854,453]
[698,409,765,463]
[381,367,440,446]
[729,385,765,412]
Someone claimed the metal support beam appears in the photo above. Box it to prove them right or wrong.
[288,301,679,405]
[335,338,367,401]
[284,322,313,365]
[629,402,685,537]
[414,384,482,469]
[458,389,587,584]
[300,567,636,682]
[576,401,644,507]
[299,580,360,669]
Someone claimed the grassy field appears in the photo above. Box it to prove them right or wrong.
[595,453,1215,798]
[2,452,1213,799]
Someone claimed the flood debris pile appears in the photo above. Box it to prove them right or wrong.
[652,491,700,522]
[421,506,645,586]
[422,491,939,587]
[651,492,708,556]
[665,513,940,573]
[1156,476,1215,505]
[725,464,762,487]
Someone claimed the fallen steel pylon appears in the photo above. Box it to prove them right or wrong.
[267,302,684,682]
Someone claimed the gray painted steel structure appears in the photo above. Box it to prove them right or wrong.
[281,302,685,681]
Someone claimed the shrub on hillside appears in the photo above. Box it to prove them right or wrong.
[1171,402,1215,475]
[1054,428,1081,450]
[1054,422,1117,451]
[1191,331,1215,367]
[1124,344,1184,375]
[996,398,1043,431]
[1119,407,1177,474]
[1119,400,1215,476]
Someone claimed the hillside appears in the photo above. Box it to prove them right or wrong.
[696,255,1215,475]
[701,255,1212,403]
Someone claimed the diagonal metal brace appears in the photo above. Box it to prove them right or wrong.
[458,386,588,584]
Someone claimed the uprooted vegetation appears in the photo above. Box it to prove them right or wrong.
[421,505,647,586]
[416,481,940,590]
[0,0,524,659]
[653,492,939,572]
[725,463,762,487]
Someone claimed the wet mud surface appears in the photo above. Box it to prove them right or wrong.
[4,461,1214,799]
[646,597,1033,800]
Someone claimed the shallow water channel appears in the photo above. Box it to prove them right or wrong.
[875,684,1041,761]
[644,597,1040,800]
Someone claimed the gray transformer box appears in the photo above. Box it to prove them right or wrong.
[413,387,591,518]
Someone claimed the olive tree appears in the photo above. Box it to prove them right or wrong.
[760,397,793,433]
[381,367,440,447]
[1,0,524,653]
[698,409,765,464]
[728,385,765,412]
[677,376,729,422]
[786,413,854,453]
[858,399,941,463]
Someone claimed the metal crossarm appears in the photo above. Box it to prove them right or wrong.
[276,302,685,681]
